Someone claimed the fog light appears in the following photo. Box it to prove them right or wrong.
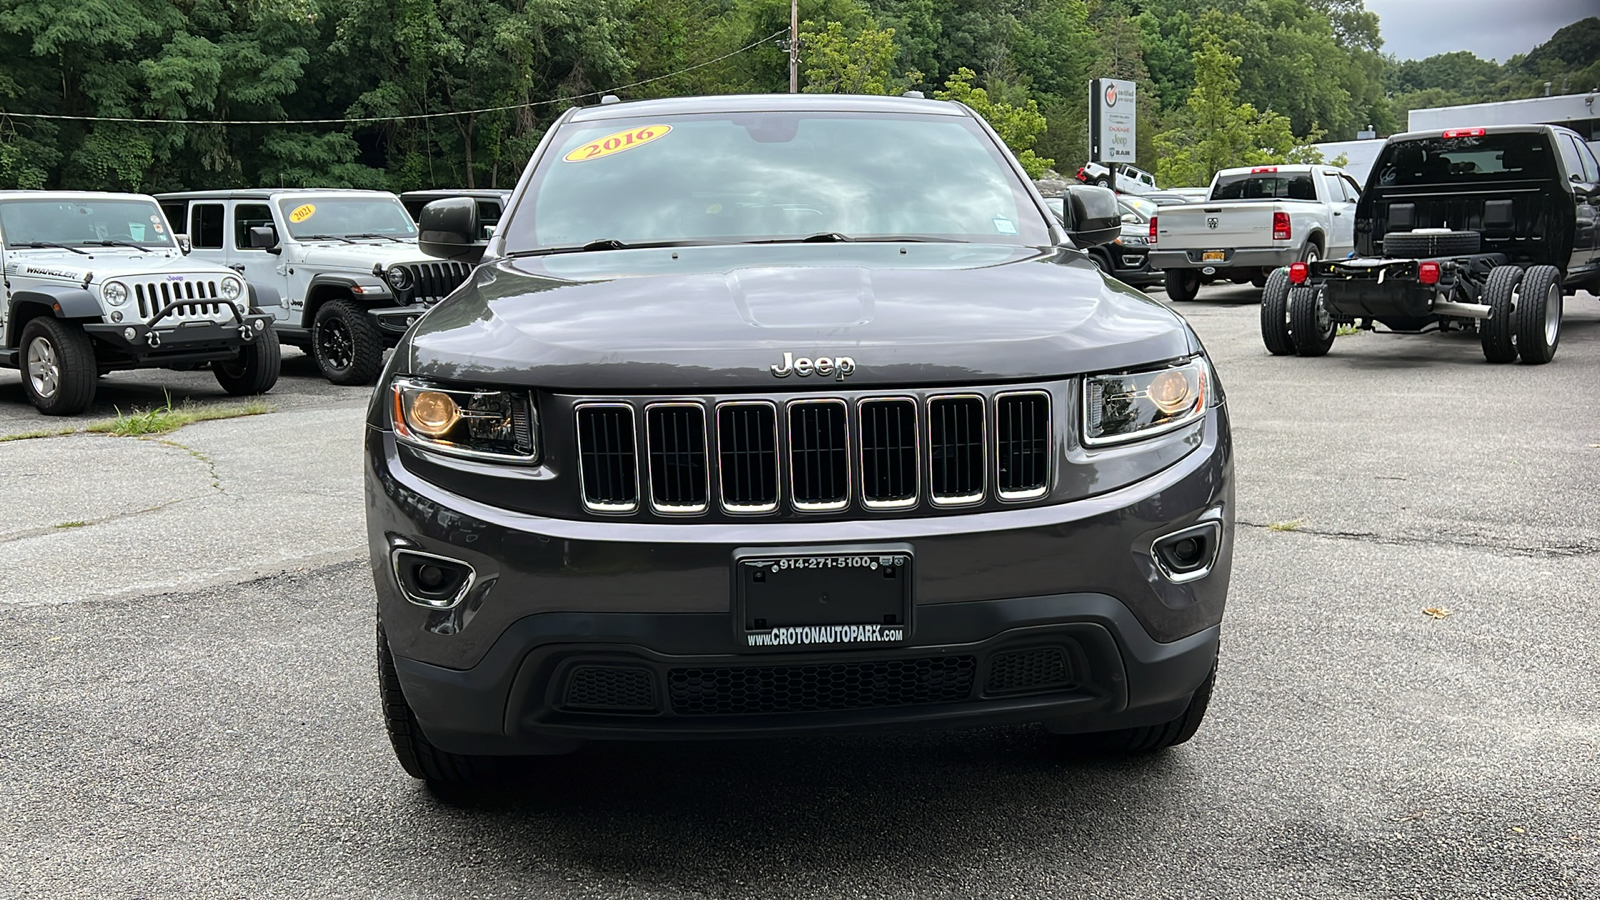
[123,327,137,341]
[391,549,476,609]
[1152,522,1222,584]
[110,310,123,323]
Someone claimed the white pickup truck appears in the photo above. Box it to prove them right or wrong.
[1147,165,1363,301]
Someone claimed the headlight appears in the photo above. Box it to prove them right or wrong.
[386,266,412,290]
[1083,358,1208,446]
[391,377,539,462]
[220,277,244,303]
[102,281,128,307]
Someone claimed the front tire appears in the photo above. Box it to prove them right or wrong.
[377,621,499,786]
[1513,265,1562,365]
[1289,285,1336,357]
[1164,268,1200,302]
[20,318,97,416]
[212,325,282,395]
[1480,265,1521,364]
[1094,176,1110,188]
[312,299,384,386]
[1259,268,1295,356]
[1078,660,1216,754]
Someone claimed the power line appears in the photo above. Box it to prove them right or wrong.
[0,29,788,127]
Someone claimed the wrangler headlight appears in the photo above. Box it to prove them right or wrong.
[102,281,128,307]
[391,376,539,462]
[1083,358,1209,446]
[386,266,412,290]
[220,277,243,301]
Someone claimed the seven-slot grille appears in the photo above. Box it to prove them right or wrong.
[131,277,228,321]
[399,261,473,302]
[575,391,1057,516]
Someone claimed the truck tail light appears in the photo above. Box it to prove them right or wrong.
[1251,166,1278,173]
[1149,215,1157,243]
[1273,212,1291,241]
[1418,261,1441,285]
[1442,128,1485,138]
[1289,262,1308,284]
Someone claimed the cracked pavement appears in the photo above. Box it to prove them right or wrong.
[0,292,1597,898]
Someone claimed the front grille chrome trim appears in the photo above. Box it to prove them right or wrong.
[573,402,640,515]
[716,400,781,515]
[786,398,851,512]
[994,390,1053,502]
[926,394,986,507]
[643,401,710,516]
[856,396,920,510]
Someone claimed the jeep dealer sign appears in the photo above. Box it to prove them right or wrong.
[1090,78,1137,165]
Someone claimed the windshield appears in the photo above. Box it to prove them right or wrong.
[276,196,418,240]
[1211,172,1318,201]
[507,111,1050,252]
[0,198,176,248]
[1372,134,1557,186]
[1120,197,1158,221]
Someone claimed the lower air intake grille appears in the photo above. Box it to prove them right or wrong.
[576,405,639,512]
[996,392,1051,499]
[564,666,658,712]
[859,398,918,508]
[718,403,779,512]
[928,396,985,504]
[986,647,1074,695]
[669,656,977,715]
[788,400,849,510]
[646,404,708,512]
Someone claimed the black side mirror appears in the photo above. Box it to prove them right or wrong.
[249,225,281,254]
[1063,186,1122,248]
[419,198,486,264]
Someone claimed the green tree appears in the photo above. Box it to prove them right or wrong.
[934,66,1053,177]
[800,21,912,94]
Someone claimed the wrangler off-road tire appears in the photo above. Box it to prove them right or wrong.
[1513,265,1562,365]
[377,622,499,786]
[1382,229,1482,258]
[1164,268,1200,302]
[213,324,282,395]
[313,299,384,386]
[1080,660,1216,754]
[1480,265,1521,364]
[20,318,97,416]
[1259,268,1296,356]
[1289,285,1336,357]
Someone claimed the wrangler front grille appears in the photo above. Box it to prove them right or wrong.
[400,261,472,302]
[572,389,1056,516]
[132,278,226,321]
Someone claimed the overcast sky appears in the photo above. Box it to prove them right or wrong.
[1364,0,1593,62]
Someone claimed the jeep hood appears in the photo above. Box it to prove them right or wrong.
[6,248,226,284]
[292,240,436,272]
[404,244,1198,390]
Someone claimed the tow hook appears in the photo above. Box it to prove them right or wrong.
[147,331,162,349]
[238,324,255,341]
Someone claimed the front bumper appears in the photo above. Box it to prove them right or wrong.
[1149,248,1297,270]
[366,407,1233,750]
[83,311,273,365]
[369,305,430,341]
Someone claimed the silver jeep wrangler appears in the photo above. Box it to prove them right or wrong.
[1,191,280,416]
[156,189,474,385]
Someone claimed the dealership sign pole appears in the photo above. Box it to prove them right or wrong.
[1088,78,1137,193]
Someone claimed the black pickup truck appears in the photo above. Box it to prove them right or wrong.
[1261,124,1600,363]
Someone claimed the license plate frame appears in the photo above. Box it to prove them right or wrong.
[1201,250,1227,262]
[734,544,912,650]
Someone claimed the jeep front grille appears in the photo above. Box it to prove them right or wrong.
[928,396,985,505]
[996,392,1051,500]
[132,278,226,322]
[401,261,472,302]
[575,404,639,513]
[571,389,1057,517]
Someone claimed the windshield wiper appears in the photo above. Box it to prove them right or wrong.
[83,240,151,253]
[300,234,357,244]
[19,241,92,255]
[346,233,407,243]
[742,234,969,245]
[509,239,723,257]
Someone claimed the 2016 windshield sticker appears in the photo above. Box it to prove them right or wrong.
[563,125,672,163]
[747,624,904,647]
[289,204,316,223]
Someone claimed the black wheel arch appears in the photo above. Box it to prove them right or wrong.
[302,275,386,327]
[6,286,101,348]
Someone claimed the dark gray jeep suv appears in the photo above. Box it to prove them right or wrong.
[365,94,1234,785]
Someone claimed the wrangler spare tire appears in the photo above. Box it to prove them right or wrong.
[1382,229,1481,258]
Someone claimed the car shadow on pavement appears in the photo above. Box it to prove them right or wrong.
[409,730,1195,889]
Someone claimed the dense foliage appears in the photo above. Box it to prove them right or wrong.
[0,2,1593,192]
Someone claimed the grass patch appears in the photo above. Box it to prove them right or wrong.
[54,521,89,529]
[1267,518,1307,532]
[84,399,273,437]
[1336,324,1363,336]
[0,427,77,443]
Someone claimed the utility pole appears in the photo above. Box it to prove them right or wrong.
[789,0,799,94]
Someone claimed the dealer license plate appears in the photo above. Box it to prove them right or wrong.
[1202,250,1226,261]
[736,549,911,649]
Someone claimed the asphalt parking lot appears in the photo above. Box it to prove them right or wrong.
[2,288,1597,898]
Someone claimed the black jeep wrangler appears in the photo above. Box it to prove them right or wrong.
[1261,124,1600,363]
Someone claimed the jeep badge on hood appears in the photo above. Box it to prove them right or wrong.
[770,352,856,380]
